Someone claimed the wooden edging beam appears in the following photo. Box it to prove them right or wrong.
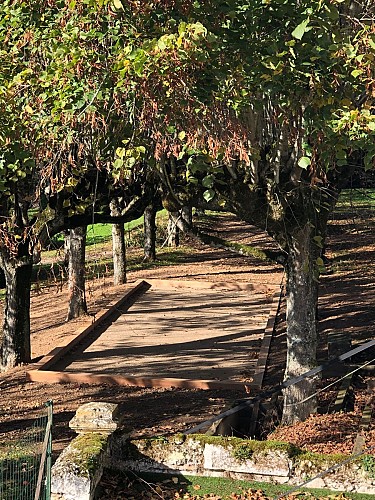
[352,379,374,455]
[330,370,354,413]
[27,277,275,392]
[26,369,251,391]
[27,280,150,374]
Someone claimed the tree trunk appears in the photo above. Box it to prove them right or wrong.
[181,205,193,225]
[112,223,126,285]
[0,256,33,370]
[66,226,87,321]
[144,204,157,261]
[63,230,70,270]
[281,224,320,425]
[110,199,126,285]
[167,211,180,247]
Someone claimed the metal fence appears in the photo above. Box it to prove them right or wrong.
[0,401,53,500]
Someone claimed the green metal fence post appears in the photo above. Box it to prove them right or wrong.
[45,401,53,500]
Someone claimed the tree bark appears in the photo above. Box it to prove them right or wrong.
[167,211,180,247]
[281,224,320,424]
[110,199,127,285]
[112,222,126,285]
[66,226,87,321]
[0,256,33,370]
[181,205,193,226]
[144,204,157,261]
[63,229,70,270]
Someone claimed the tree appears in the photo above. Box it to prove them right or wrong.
[166,211,180,247]
[111,199,127,285]
[116,0,375,422]
[144,204,157,262]
[0,0,153,369]
[66,226,88,321]
[0,0,373,429]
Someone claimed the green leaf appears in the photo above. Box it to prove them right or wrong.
[113,158,123,169]
[313,235,323,248]
[116,147,125,159]
[316,257,324,267]
[112,0,124,11]
[351,69,363,78]
[202,174,214,188]
[178,131,186,141]
[298,156,311,169]
[292,18,310,40]
[178,22,187,35]
[203,189,215,202]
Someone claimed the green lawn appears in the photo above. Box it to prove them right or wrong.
[85,214,147,246]
[103,471,374,500]
[336,188,375,209]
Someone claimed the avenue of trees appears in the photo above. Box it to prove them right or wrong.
[0,0,374,424]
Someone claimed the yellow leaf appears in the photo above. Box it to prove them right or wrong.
[112,0,123,10]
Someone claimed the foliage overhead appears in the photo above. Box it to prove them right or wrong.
[111,0,375,171]
[0,0,374,256]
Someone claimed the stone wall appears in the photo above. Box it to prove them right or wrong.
[51,403,375,499]
[114,434,375,495]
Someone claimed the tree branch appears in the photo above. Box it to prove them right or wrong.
[171,213,285,264]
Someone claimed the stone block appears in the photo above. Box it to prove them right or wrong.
[69,402,119,434]
[51,432,109,500]
[203,443,290,477]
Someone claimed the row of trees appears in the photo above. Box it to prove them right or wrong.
[0,0,374,423]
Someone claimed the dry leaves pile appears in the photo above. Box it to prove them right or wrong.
[269,386,375,455]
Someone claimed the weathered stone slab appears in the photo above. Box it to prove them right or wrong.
[292,455,375,495]
[51,433,109,500]
[69,402,119,434]
[203,443,290,476]
[115,434,205,474]
[53,405,375,498]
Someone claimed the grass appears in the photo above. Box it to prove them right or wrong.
[49,212,148,249]
[0,443,42,500]
[102,471,374,500]
[336,188,375,210]
[0,208,190,300]
[46,209,169,253]
[181,474,374,499]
